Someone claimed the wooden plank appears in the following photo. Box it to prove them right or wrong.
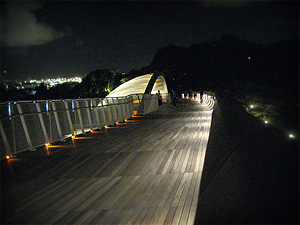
[155,206,170,224]
[171,206,184,225]
[66,210,96,225]
[178,172,193,206]
[77,177,121,211]
[98,209,122,224]
[185,172,199,206]
[124,175,155,209]
[125,208,143,225]
[192,171,203,206]
[163,173,184,207]
[140,207,156,224]
[12,178,70,212]
[178,205,191,224]
[180,148,191,173]
[160,150,175,174]
[60,177,115,211]
[111,176,147,209]
[146,174,173,208]
[98,176,140,210]
[115,209,136,224]
[187,205,198,225]
[163,206,177,224]
[131,207,149,224]
[158,173,182,207]
[47,178,98,211]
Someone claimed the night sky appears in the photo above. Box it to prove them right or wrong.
[1,1,299,80]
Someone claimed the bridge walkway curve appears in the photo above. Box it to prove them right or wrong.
[1,99,213,224]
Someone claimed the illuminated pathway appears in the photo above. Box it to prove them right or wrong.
[1,99,213,224]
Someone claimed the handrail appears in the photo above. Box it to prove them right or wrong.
[0,94,165,159]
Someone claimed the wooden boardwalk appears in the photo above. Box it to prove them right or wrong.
[1,100,213,224]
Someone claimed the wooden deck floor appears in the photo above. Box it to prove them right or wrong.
[1,100,213,224]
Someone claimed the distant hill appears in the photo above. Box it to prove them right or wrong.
[136,35,299,103]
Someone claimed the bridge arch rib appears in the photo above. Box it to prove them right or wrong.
[106,72,168,98]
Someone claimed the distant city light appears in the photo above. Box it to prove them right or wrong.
[264,120,268,124]
[29,77,82,86]
[250,105,254,108]
[248,57,251,60]
[289,134,294,138]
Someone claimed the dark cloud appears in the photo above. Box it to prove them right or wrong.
[1,1,65,47]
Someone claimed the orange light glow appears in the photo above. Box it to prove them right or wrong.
[71,135,75,139]
[45,143,50,147]
[6,155,10,159]
[74,137,95,139]
[133,110,138,115]
[132,115,144,118]
[90,130,104,133]
[46,145,74,148]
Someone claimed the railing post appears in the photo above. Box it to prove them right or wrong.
[100,99,108,127]
[75,100,85,134]
[51,101,63,140]
[64,100,74,135]
[93,99,101,129]
[36,102,50,143]
[16,103,33,151]
[130,95,134,116]
[106,98,113,125]
[0,121,12,156]
[121,97,126,121]
[85,100,93,130]
[110,98,116,124]
[125,96,130,119]
[114,98,120,123]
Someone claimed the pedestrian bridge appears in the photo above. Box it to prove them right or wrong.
[1,73,216,224]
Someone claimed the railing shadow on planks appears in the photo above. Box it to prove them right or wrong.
[0,93,167,159]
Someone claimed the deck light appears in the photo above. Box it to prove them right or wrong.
[264,120,268,124]
[6,155,10,159]
[45,143,50,147]
[250,105,254,108]
[289,134,294,138]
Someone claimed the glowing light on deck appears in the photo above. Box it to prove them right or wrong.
[264,120,268,124]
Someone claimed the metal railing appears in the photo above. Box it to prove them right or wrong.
[0,93,171,159]
[0,95,137,159]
